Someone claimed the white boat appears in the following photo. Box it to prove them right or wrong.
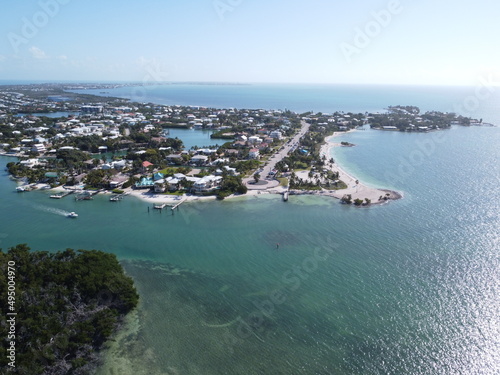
[16,186,26,192]
[67,212,78,218]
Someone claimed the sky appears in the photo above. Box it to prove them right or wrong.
[0,0,499,86]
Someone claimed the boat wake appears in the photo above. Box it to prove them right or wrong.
[32,204,71,217]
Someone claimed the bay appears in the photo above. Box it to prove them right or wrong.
[1,122,498,374]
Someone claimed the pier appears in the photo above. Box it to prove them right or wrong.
[171,199,185,213]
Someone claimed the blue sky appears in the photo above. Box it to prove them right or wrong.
[0,0,499,85]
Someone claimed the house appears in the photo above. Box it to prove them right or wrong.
[31,144,46,154]
[19,158,39,168]
[153,172,165,181]
[166,154,183,163]
[154,179,166,193]
[224,149,240,157]
[248,136,262,144]
[191,155,209,166]
[232,141,247,148]
[193,175,223,193]
[249,149,260,159]
[270,130,283,140]
[223,166,238,176]
[135,177,155,189]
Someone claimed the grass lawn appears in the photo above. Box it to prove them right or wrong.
[161,191,184,196]
[277,177,288,187]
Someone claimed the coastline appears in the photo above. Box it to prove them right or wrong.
[316,131,402,204]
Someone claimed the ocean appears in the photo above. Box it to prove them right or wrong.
[0,84,499,374]
[69,83,500,124]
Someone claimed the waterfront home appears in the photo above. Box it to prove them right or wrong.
[135,177,155,189]
[193,175,223,193]
[20,158,40,168]
[154,179,166,193]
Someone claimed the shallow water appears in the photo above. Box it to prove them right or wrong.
[1,125,498,374]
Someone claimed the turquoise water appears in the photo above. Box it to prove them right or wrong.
[69,83,500,124]
[167,128,225,150]
[1,124,498,374]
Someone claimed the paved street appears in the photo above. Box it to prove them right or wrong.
[245,120,310,190]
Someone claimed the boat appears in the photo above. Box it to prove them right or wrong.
[50,193,63,199]
[16,186,26,192]
[109,195,122,202]
[67,212,78,218]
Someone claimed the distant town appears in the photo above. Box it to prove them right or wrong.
[0,84,491,204]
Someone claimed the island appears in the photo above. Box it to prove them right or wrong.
[0,84,492,206]
[0,244,139,374]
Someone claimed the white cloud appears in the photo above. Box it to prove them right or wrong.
[58,55,68,60]
[29,46,48,59]
[0,55,6,62]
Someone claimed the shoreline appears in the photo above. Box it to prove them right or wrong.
[4,128,402,206]
[316,131,402,205]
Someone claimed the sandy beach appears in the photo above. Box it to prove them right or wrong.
[314,131,402,204]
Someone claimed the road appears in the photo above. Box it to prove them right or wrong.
[245,120,310,189]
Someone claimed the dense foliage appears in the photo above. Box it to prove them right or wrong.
[217,175,247,199]
[0,244,138,374]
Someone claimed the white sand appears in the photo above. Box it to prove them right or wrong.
[316,132,401,204]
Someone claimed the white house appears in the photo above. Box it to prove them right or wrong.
[270,130,283,140]
[249,149,260,159]
[248,136,262,144]
[193,176,223,193]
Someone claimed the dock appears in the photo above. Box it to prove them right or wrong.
[283,191,289,202]
[75,190,100,201]
[171,199,185,213]
[50,191,74,199]
[153,203,168,210]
